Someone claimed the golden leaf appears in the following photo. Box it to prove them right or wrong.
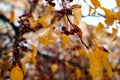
[89,50,103,80]
[70,4,82,9]
[72,7,82,25]
[28,17,38,28]
[116,0,120,7]
[104,28,118,43]
[91,0,101,9]
[10,65,23,80]
[38,13,53,27]
[51,64,58,73]
[89,46,113,80]
[95,22,105,38]
[101,7,114,25]
[21,64,26,75]
[61,34,71,48]
[75,67,81,79]
[114,11,120,21]
[21,52,32,64]
[9,10,15,23]
[39,27,57,45]
[31,45,37,64]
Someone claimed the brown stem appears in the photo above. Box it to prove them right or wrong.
[62,0,89,50]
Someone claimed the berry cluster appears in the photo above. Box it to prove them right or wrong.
[18,13,42,34]
[19,38,28,52]
[62,26,77,35]
[56,8,72,16]
[46,0,56,6]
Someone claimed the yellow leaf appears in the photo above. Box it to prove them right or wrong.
[10,65,23,80]
[31,44,37,64]
[21,64,26,75]
[104,28,118,43]
[72,7,82,25]
[114,11,120,21]
[70,4,82,9]
[89,46,113,80]
[10,10,15,23]
[101,7,114,25]
[89,50,103,80]
[61,34,71,48]
[38,13,53,27]
[51,64,58,73]
[95,22,105,38]
[21,52,32,64]
[116,0,120,7]
[75,67,81,79]
[39,27,57,45]
[91,0,101,9]
[28,17,38,28]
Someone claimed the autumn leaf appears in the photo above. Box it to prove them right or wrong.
[61,34,71,48]
[10,65,23,80]
[116,0,120,7]
[51,64,58,73]
[39,26,57,45]
[31,44,37,64]
[89,46,113,80]
[21,63,26,75]
[101,7,114,25]
[73,24,82,38]
[95,22,106,38]
[71,5,82,25]
[114,11,120,21]
[9,10,15,23]
[38,13,53,27]
[75,67,81,79]
[91,0,101,9]
[28,17,38,28]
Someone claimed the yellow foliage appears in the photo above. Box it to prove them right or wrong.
[31,45,37,64]
[72,6,82,25]
[28,17,38,28]
[114,11,120,21]
[95,22,105,38]
[51,64,58,73]
[75,67,81,79]
[116,0,120,7]
[89,46,113,80]
[21,44,37,64]
[39,27,57,46]
[61,34,71,48]
[10,10,15,23]
[10,65,23,80]
[91,0,101,9]
[101,7,114,25]
[38,13,53,27]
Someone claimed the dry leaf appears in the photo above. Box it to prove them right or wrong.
[91,0,101,9]
[114,11,120,21]
[72,7,82,25]
[116,0,120,7]
[9,10,15,23]
[73,24,82,38]
[51,64,58,73]
[61,34,71,48]
[39,27,57,45]
[89,46,113,80]
[95,22,106,38]
[38,13,53,27]
[101,7,114,25]
[10,65,23,80]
